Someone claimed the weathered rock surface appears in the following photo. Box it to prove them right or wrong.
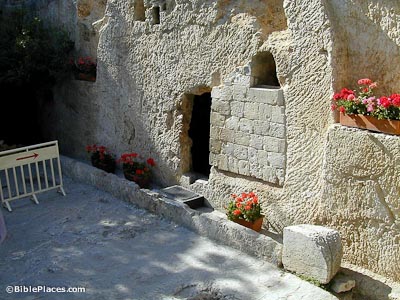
[282,224,342,284]
[331,273,356,293]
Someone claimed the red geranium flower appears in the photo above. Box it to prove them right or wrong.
[233,209,241,216]
[358,78,372,85]
[146,158,156,167]
[379,96,391,108]
[226,191,262,223]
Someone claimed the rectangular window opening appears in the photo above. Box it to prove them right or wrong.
[152,6,160,24]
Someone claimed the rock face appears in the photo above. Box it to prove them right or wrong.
[282,224,342,284]
[13,0,400,283]
[330,273,356,294]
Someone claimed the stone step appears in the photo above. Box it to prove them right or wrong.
[158,185,205,209]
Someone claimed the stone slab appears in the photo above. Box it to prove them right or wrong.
[282,224,343,284]
[158,185,205,209]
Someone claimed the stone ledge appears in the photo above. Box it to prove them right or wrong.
[60,155,283,267]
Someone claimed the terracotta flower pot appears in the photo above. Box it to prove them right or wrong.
[340,113,400,135]
[91,157,116,173]
[232,215,265,232]
[75,72,96,82]
[123,171,150,188]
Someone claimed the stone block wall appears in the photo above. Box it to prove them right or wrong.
[210,79,286,185]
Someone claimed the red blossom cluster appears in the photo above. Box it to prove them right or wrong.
[86,144,112,161]
[379,94,400,108]
[231,192,259,214]
[225,191,262,223]
[70,56,97,74]
[333,88,355,102]
[118,152,156,179]
[118,152,139,165]
[331,78,400,120]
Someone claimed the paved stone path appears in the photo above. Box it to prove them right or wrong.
[0,177,337,300]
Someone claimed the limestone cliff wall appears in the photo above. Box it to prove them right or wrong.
[38,0,400,283]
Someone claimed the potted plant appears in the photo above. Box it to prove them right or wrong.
[225,192,265,232]
[331,78,400,135]
[85,144,116,173]
[118,152,156,188]
[70,56,97,81]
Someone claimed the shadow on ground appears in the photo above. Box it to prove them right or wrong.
[0,177,329,300]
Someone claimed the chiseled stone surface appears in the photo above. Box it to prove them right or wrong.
[282,224,343,284]
[321,125,400,283]
[0,155,337,300]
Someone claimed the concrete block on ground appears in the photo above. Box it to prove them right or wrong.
[282,224,342,284]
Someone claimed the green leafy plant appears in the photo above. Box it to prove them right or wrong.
[0,8,74,144]
[225,192,262,223]
[0,9,74,90]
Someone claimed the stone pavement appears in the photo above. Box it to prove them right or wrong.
[0,176,338,300]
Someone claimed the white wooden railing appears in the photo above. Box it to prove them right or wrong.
[0,141,66,212]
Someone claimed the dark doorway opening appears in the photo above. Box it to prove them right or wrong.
[188,92,211,177]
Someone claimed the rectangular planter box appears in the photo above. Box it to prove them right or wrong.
[340,113,400,135]
[233,216,266,232]
[75,72,96,82]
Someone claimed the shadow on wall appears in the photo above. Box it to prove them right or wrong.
[327,1,400,98]
[42,0,290,187]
